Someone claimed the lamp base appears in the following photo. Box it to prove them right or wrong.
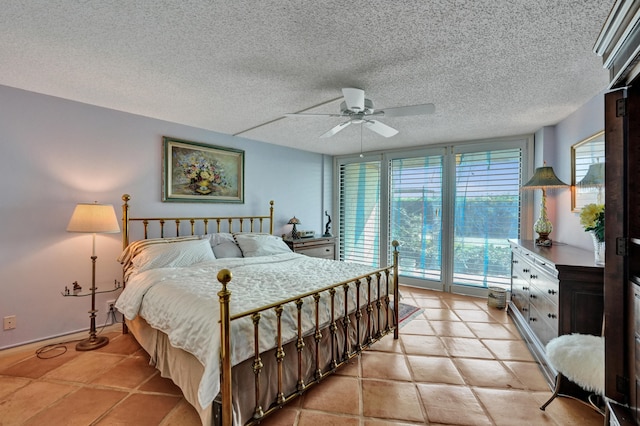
[535,233,552,247]
[76,335,109,351]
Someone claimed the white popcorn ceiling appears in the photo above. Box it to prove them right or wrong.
[0,1,613,155]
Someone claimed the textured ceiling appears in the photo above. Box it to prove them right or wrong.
[0,1,613,155]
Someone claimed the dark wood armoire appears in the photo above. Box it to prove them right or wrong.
[594,1,640,423]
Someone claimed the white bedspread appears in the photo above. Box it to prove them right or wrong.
[115,253,387,408]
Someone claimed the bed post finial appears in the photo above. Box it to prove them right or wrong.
[392,240,400,339]
[217,268,233,426]
[269,200,275,235]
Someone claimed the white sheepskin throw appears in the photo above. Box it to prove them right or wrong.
[546,334,604,395]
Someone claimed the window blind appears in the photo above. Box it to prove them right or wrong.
[338,161,381,266]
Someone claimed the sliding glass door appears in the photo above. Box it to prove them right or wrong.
[337,137,531,295]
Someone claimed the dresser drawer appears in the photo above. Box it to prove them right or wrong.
[529,285,559,329]
[286,237,336,260]
[296,245,335,259]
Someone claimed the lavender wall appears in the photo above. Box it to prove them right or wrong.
[0,85,330,349]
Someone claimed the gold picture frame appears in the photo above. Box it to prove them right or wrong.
[571,131,604,211]
[162,137,244,203]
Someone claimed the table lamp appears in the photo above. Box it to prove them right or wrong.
[521,165,568,246]
[288,216,301,240]
[67,202,120,350]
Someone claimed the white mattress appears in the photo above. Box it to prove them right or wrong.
[115,252,386,408]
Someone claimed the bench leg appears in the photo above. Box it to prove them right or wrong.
[540,373,562,411]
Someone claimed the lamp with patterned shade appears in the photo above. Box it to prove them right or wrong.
[521,165,568,246]
[288,216,301,240]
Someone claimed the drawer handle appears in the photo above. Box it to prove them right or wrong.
[547,289,557,295]
[530,294,536,299]
[522,307,528,312]
[530,274,538,280]
[523,286,529,291]
[530,317,537,322]
[325,248,330,252]
[512,259,519,264]
[523,268,530,273]
[547,313,557,319]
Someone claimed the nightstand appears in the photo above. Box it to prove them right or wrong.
[286,237,336,260]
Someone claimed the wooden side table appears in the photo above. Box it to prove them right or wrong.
[286,237,336,260]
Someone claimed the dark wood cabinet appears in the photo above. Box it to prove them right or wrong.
[509,240,604,387]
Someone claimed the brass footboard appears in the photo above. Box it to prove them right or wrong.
[216,241,400,426]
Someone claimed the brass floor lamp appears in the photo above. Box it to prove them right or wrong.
[66,202,120,351]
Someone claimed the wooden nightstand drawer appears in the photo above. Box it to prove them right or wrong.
[296,244,335,259]
[286,237,336,260]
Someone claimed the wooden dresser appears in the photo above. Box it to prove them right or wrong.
[509,240,604,388]
[285,237,336,260]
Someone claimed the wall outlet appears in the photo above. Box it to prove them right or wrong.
[106,300,116,313]
[3,315,16,330]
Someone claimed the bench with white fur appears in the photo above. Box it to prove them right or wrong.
[539,333,605,413]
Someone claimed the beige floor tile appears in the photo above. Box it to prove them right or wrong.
[301,374,361,415]
[369,334,404,353]
[400,318,435,335]
[453,358,524,388]
[0,349,37,370]
[407,355,465,385]
[160,398,202,426]
[504,360,552,391]
[474,387,582,426]
[23,387,127,426]
[412,297,449,309]
[465,321,517,339]
[100,332,144,355]
[44,352,124,383]
[335,355,361,377]
[0,346,81,379]
[482,339,535,361]
[443,299,485,310]
[95,393,182,425]
[423,308,462,321]
[0,375,31,400]
[440,337,494,359]
[0,380,79,424]
[361,351,412,381]
[362,379,425,422]
[417,383,492,425]
[400,334,448,356]
[299,410,360,426]
[430,320,476,338]
[91,355,157,389]
[258,407,300,426]
[453,309,499,323]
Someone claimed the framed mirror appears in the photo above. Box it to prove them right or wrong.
[571,130,605,211]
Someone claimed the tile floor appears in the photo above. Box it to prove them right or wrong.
[0,287,603,425]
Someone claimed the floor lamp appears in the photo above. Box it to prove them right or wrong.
[67,202,120,351]
[521,165,568,246]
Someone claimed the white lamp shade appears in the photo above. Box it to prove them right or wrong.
[67,203,120,234]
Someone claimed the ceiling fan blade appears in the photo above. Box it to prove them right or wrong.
[320,121,351,138]
[285,113,344,118]
[364,120,398,137]
[378,103,436,117]
[342,88,365,112]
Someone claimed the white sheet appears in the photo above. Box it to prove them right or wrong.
[115,252,387,408]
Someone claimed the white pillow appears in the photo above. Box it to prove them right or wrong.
[213,241,243,258]
[233,233,292,257]
[132,238,216,273]
[202,233,243,258]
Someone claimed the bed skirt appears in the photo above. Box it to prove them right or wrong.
[127,301,394,426]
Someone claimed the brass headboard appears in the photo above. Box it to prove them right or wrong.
[120,194,275,250]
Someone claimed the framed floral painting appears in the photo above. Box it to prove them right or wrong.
[162,137,244,203]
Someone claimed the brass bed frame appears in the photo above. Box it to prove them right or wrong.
[120,194,400,426]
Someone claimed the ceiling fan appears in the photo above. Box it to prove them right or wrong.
[286,88,435,138]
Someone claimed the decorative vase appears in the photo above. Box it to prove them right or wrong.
[590,231,605,266]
